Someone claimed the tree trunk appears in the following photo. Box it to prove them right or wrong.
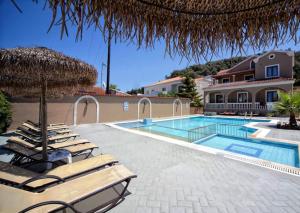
[41,77,48,160]
[289,111,297,127]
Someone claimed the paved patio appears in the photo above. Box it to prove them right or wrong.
[255,119,300,142]
[72,124,300,213]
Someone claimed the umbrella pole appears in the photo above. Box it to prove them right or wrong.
[39,96,42,126]
[41,79,48,161]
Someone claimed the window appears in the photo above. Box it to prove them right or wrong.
[244,74,254,81]
[268,54,275,59]
[265,65,279,78]
[266,90,278,102]
[162,87,166,91]
[178,86,184,93]
[237,92,248,103]
[222,78,230,83]
[250,60,255,69]
[215,94,224,103]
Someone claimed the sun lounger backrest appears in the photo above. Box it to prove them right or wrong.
[0,154,118,189]
[7,136,37,149]
[22,122,40,132]
[0,165,136,212]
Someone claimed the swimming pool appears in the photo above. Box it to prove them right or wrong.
[197,135,299,167]
[118,116,264,141]
[117,116,299,168]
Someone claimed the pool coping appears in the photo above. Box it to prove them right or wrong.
[106,115,300,176]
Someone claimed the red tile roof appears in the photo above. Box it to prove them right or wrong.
[213,69,254,77]
[206,77,294,89]
[77,87,131,96]
[145,76,183,87]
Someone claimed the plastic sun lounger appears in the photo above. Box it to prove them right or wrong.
[0,154,118,191]
[4,140,98,165]
[8,136,90,150]
[22,122,69,132]
[26,120,66,127]
[0,164,137,213]
[16,129,79,143]
[6,137,98,156]
[18,126,72,137]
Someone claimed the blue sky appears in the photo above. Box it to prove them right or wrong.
[1,0,299,91]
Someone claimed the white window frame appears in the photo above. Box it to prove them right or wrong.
[265,90,278,103]
[215,94,224,103]
[162,87,166,92]
[222,78,230,83]
[265,64,280,78]
[244,74,254,81]
[237,92,248,103]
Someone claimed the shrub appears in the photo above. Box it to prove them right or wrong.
[0,92,12,134]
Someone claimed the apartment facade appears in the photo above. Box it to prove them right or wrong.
[203,50,295,115]
[144,76,211,97]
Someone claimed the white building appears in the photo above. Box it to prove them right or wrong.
[144,76,211,97]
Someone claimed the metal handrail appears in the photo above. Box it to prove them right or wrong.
[215,123,248,139]
[189,123,216,132]
[188,124,217,142]
[152,124,188,132]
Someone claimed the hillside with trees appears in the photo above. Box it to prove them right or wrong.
[166,51,300,86]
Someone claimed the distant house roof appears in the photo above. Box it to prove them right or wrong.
[77,86,106,96]
[252,50,294,63]
[77,86,131,96]
[145,76,183,87]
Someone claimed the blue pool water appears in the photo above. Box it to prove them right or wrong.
[118,116,263,141]
[117,116,299,167]
[196,135,299,167]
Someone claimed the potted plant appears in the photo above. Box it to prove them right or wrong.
[274,92,300,129]
[0,92,12,134]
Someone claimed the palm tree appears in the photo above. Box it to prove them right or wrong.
[275,92,300,127]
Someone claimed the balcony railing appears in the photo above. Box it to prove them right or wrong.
[205,102,269,110]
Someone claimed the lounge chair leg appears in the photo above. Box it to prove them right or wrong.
[85,148,94,159]
[19,200,80,213]
[95,179,132,213]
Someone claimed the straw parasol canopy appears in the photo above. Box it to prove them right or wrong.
[0,47,97,95]
[0,47,97,160]
[42,0,300,60]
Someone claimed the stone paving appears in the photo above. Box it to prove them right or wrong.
[255,119,300,142]
[72,124,300,213]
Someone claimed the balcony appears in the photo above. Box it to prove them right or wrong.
[205,102,276,112]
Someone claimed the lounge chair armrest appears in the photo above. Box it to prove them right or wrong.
[19,200,80,213]
[47,145,58,150]
[17,175,65,188]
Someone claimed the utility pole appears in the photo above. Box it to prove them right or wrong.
[105,18,112,95]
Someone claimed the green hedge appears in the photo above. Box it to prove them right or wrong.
[0,92,12,134]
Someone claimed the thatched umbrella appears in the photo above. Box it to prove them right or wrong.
[40,0,300,60]
[0,47,97,160]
